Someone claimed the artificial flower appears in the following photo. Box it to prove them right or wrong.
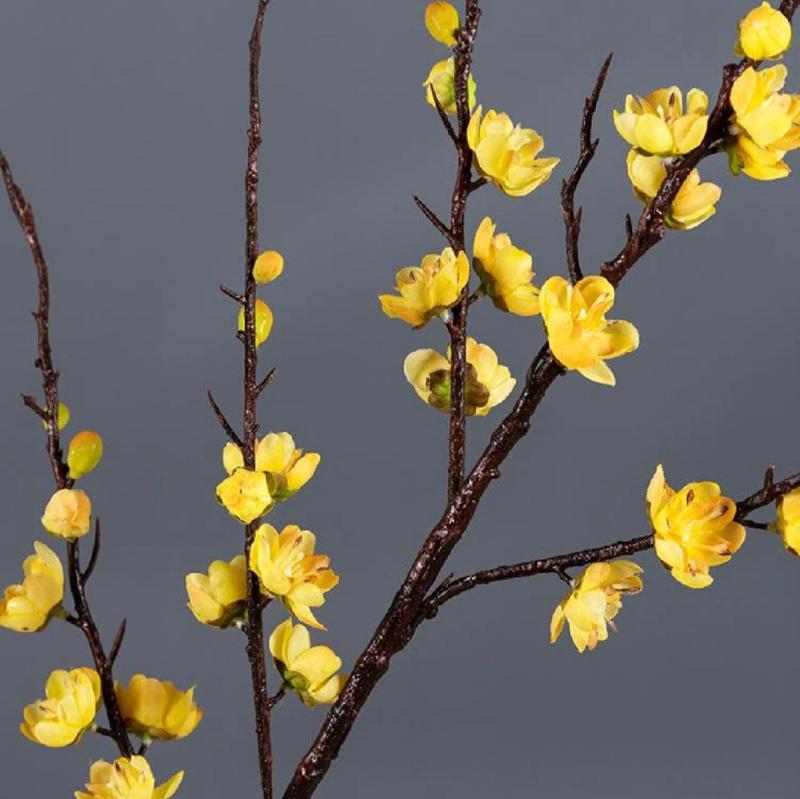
[115,675,202,741]
[425,1,460,47]
[468,106,559,196]
[0,541,64,633]
[253,250,284,284]
[67,431,104,479]
[216,468,272,524]
[646,465,746,588]
[550,561,643,653]
[730,65,799,148]
[250,523,339,630]
[186,555,247,628]
[424,58,477,115]
[737,2,792,60]
[776,487,800,556]
[539,275,639,386]
[237,299,273,347]
[379,247,469,328]
[41,488,92,539]
[403,337,516,415]
[75,756,183,799]
[269,619,347,707]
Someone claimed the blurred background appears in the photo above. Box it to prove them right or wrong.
[1,1,798,796]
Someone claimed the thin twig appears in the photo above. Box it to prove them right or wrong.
[268,687,286,710]
[413,195,456,247]
[220,284,246,304]
[256,367,276,397]
[428,86,458,145]
[207,390,244,448]
[108,618,127,667]
[21,393,48,420]
[81,517,102,581]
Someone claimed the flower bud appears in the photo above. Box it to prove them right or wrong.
[253,250,284,284]
[425,2,460,47]
[41,488,92,539]
[237,299,274,347]
[42,401,70,431]
[737,2,792,60]
[67,431,104,479]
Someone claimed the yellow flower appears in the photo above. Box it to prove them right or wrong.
[216,468,272,524]
[468,106,560,197]
[424,1,460,47]
[473,216,539,316]
[737,2,792,60]
[379,247,469,328]
[253,250,284,284]
[41,488,92,539]
[269,619,347,707]
[185,555,247,628]
[730,66,798,148]
[613,87,709,156]
[75,756,183,799]
[250,524,339,630]
[776,488,800,556]
[67,431,104,479]
[646,465,746,589]
[626,150,721,229]
[116,675,202,741]
[424,58,477,115]
[0,541,64,633]
[539,275,639,386]
[237,299,274,347]
[21,667,101,747]
[550,561,643,653]
[404,337,516,415]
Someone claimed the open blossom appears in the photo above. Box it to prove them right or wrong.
[424,58,477,115]
[467,106,560,197]
[425,1,460,47]
[626,151,721,229]
[237,298,274,347]
[539,275,639,386]
[116,675,202,741]
[75,756,183,799]
[473,217,539,316]
[737,3,792,60]
[21,667,101,747]
[0,541,63,633]
[216,468,272,524]
[404,337,516,416]
[186,555,247,628]
[41,488,92,539]
[613,86,709,156]
[67,430,104,479]
[250,523,339,630]
[647,465,746,588]
[253,250,284,284]
[379,247,469,328]
[269,619,347,707]
[550,561,643,653]
[223,433,320,502]
[776,488,800,556]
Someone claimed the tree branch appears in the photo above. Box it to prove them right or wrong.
[561,53,612,284]
[207,390,244,448]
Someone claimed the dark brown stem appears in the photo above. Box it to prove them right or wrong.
[241,3,273,798]
[108,617,127,667]
[1,151,133,759]
[428,86,458,145]
[561,54,612,284]
[413,195,456,247]
[268,687,286,710]
[207,390,245,448]
[220,284,246,304]
[81,517,102,581]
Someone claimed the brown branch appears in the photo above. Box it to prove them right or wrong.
[256,367,276,397]
[207,390,244,448]
[81,517,102,581]
[268,687,286,710]
[108,618,127,667]
[2,151,134,759]
[220,284,246,304]
[428,85,458,145]
[21,393,48,421]
[561,54,612,284]
[413,195,456,247]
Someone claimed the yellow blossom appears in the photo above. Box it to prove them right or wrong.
[379,247,469,328]
[216,468,272,524]
[41,488,92,539]
[0,541,64,633]
[737,2,792,60]
[67,430,104,479]
[269,619,347,707]
[613,87,709,156]
[185,555,247,628]
[404,337,516,415]
[116,675,202,741]
[550,561,643,653]
[468,106,559,197]
[425,1,460,47]
[730,65,798,148]
[42,401,70,431]
[237,299,274,347]
[727,126,796,179]
[776,487,800,556]
[626,150,721,229]
[424,58,477,115]
[539,275,639,386]
[250,523,339,630]
[224,433,320,502]
[473,216,539,316]
[253,250,284,284]
[75,756,183,799]
[646,465,746,589]
[21,667,101,747]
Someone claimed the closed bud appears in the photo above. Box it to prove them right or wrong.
[253,250,284,284]
[41,401,70,431]
[238,299,274,347]
[737,2,792,61]
[41,488,92,540]
[67,430,104,479]
[425,2,460,47]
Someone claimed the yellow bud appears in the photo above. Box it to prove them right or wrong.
[253,250,284,284]
[41,488,92,540]
[238,299,274,347]
[737,2,792,60]
[41,401,70,431]
[67,431,104,479]
[425,1,460,47]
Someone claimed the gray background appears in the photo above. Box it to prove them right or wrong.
[1,1,798,797]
